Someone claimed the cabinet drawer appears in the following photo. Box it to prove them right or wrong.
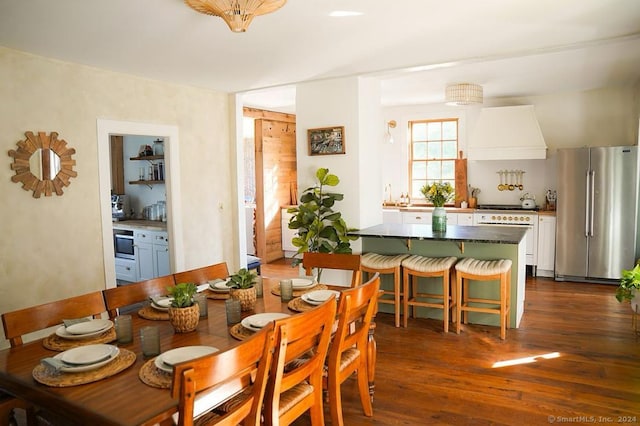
[134,230,168,245]
[115,258,137,282]
[401,211,431,224]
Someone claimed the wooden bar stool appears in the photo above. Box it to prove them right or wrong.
[455,258,512,340]
[361,253,409,327]
[401,255,458,332]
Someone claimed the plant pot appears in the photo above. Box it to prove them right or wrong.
[168,304,200,333]
[432,206,447,232]
[230,287,257,312]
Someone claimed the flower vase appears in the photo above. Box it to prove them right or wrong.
[432,207,447,232]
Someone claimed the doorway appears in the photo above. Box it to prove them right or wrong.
[97,119,185,289]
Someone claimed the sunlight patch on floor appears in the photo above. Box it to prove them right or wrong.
[492,352,561,368]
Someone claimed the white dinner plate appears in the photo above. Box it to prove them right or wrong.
[150,297,173,311]
[209,279,231,293]
[55,321,114,340]
[241,313,290,332]
[302,290,340,305]
[65,319,113,335]
[55,345,119,372]
[154,346,219,374]
[291,277,315,289]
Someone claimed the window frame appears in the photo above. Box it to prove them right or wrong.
[408,118,459,206]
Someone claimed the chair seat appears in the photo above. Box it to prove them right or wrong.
[247,255,261,269]
[455,258,512,275]
[402,255,457,273]
[279,382,314,415]
[361,253,408,269]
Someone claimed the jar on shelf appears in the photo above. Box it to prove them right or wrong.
[153,139,164,156]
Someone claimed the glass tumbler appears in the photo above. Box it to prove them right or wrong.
[194,293,208,318]
[254,276,263,298]
[280,279,293,302]
[114,315,133,344]
[225,299,241,325]
[140,326,160,357]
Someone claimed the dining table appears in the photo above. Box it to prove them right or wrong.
[0,277,375,426]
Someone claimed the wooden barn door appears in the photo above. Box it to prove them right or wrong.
[253,113,297,263]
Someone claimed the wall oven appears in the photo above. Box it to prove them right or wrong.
[473,206,538,271]
[114,229,135,260]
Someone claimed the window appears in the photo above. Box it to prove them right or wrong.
[409,119,458,203]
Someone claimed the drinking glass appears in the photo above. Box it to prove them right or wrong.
[254,276,263,298]
[280,279,293,302]
[114,315,133,344]
[194,293,208,318]
[139,326,160,357]
[225,299,241,325]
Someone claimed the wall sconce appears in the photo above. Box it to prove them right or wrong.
[385,120,397,144]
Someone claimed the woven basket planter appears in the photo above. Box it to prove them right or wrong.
[230,287,257,312]
[168,304,200,333]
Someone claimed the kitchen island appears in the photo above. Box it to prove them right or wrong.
[351,223,527,328]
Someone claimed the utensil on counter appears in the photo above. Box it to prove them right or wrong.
[518,171,524,190]
[497,170,504,191]
[508,170,515,191]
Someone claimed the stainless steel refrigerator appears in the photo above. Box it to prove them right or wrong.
[555,146,639,282]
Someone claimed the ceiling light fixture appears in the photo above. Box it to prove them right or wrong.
[385,120,397,144]
[445,83,483,106]
[185,0,287,33]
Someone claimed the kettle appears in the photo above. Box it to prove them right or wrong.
[520,193,536,209]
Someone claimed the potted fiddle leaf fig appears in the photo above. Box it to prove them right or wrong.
[167,282,199,333]
[287,167,359,278]
[616,264,640,313]
[227,268,257,311]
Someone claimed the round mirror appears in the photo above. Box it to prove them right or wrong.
[8,131,77,198]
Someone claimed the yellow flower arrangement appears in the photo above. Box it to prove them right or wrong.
[420,182,455,207]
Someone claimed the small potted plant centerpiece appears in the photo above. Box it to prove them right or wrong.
[227,268,258,311]
[616,263,640,313]
[420,182,455,232]
[167,282,199,333]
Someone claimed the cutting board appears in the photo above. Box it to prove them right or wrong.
[455,151,467,207]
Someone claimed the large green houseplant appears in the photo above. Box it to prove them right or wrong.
[287,167,358,272]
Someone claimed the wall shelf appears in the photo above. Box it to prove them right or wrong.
[130,155,164,161]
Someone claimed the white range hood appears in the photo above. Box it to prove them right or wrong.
[468,105,547,160]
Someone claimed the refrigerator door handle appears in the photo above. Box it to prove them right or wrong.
[584,170,591,237]
[589,169,596,237]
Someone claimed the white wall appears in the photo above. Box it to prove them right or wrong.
[383,86,639,206]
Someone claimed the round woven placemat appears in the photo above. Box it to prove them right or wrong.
[287,297,315,313]
[138,306,169,321]
[229,323,255,341]
[138,357,172,389]
[206,290,230,300]
[32,348,136,387]
[270,283,327,297]
[42,328,117,352]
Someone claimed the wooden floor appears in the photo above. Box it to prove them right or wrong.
[261,258,640,426]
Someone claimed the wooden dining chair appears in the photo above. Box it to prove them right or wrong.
[1,291,108,426]
[171,323,276,426]
[173,262,230,284]
[264,296,337,426]
[103,274,176,319]
[324,273,380,426]
[302,252,362,287]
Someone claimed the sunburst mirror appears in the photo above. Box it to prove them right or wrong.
[8,131,77,198]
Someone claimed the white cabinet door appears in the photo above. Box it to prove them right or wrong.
[281,209,297,256]
[153,243,170,277]
[136,241,154,281]
[446,213,458,225]
[457,213,474,226]
[135,230,169,280]
[383,209,402,224]
[402,211,431,224]
[537,216,556,276]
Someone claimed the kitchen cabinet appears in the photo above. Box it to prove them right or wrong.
[383,209,402,224]
[401,211,431,224]
[115,257,137,282]
[456,213,474,226]
[281,209,297,258]
[537,215,556,277]
[135,230,169,280]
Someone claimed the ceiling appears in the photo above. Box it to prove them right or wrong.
[1,0,640,112]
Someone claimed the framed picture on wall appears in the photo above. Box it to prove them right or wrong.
[308,126,345,155]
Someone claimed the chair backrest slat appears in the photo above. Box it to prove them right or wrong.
[103,275,176,319]
[173,262,229,285]
[2,291,107,347]
[302,252,362,287]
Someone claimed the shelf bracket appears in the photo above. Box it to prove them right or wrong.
[406,239,411,251]
[456,241,464,253]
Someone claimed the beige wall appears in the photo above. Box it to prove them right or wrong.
[0,47,238,347]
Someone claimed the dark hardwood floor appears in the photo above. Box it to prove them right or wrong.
[262,259,640,426]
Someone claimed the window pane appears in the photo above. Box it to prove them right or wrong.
[412,162,426,180]
[427,142,441,159]
[411,181,426,200]
[443,121,457,139]
[412,123,427,141]
[427,122,441,140]
[426,161,441,179]
[442,141,457,158]
[442,160,455,179]
[413,142,427,159]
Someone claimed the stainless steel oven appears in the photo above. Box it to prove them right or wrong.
[114,229,135,260]
[473,207,538,271]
